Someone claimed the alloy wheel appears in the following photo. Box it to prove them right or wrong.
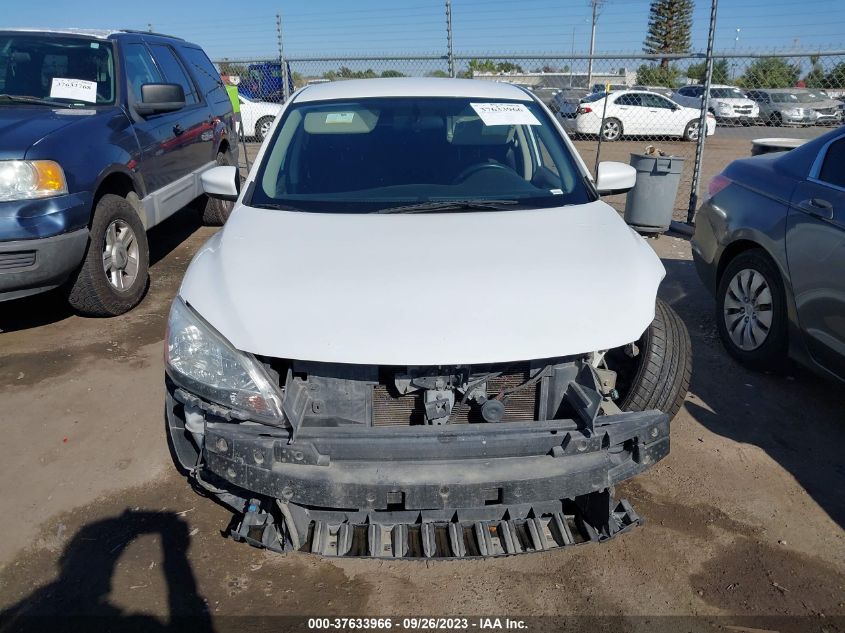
[102,219,140,291]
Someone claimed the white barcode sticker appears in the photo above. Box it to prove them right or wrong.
[49,78,97,103]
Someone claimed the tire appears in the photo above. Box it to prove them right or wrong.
[608,298,692,420]
[200,151,236,226]
[715,249,788,370]
[600,118,622,142]
[65,194,149,317]
[683,119,700,142]
[772,112,783,127]
[255,116,274,142]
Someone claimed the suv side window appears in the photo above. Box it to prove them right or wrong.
[123,42,163,102]
[819,138,845,189]
[179,46,227,102]
[148,44,198,105]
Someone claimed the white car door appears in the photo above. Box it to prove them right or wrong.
[238,96,257,136]
[611,93,647,135]
[648,93,692,136]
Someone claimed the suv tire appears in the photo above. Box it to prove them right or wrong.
[609,298,692,420]
[201,151,236,225]
[66,194,149,317]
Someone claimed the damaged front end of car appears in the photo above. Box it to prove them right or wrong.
[164,297,668,558]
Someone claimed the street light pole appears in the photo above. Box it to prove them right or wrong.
[586,0,603,89]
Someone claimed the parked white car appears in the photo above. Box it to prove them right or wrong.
[559,89,716,141]
[672,84,759,125]
[166,78,691,558]
[238,95,282,141]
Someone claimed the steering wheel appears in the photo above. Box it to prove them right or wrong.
[452,162,511,184]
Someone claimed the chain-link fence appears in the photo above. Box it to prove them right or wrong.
[216,50,845,223]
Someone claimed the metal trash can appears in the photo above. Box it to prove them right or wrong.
[623,153,685,234]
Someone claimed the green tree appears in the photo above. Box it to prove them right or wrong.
[803,55,825,88]
[686,59,730,84]
[380,69,405,78]
[466,59,524,77]
[824,62,845,88]
[636,63,680,87]
[426,70,450,78]
[643,0,694,69]
[738,57,800,89]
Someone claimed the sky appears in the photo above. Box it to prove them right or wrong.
[5,0,845,62]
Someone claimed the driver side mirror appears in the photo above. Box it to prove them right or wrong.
[200,166,239,201]
[595,161,636,195]
[135,83,185,116]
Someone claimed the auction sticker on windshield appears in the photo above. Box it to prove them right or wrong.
[470,102,541,126]
[50,78,97,103]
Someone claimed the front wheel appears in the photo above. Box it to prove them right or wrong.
[600,118,622,142]
[65,194,149,316]
[606,298,692,420]
[255,116,274,142]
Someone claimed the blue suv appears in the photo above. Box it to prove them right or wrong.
[0,29,237,315]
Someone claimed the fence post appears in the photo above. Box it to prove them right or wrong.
[276,12,289,101]
[687,0,719,224]
[446,0,455,77]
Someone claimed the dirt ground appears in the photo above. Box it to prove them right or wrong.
[1,172,844,631]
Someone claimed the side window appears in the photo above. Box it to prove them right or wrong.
[148,44,198,105]
[643,94,675,109]
[615,93,642,106]
[678,87,691,96]
[819,138,845,189]
[123,43,162,102]
[178,46,226,101]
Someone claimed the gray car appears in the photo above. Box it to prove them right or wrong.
[795,89,843,126]
[745,89,814,126]
[692,126,845,383]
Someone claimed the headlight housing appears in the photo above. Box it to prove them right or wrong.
[165,297,284,424]
[0,160,68,202]
[716,102,733,112]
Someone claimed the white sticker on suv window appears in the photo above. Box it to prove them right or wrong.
[470,102,541,126]
[325,112,355,124]
[50,78,97,103]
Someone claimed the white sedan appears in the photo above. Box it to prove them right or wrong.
[238,95,282,141]
[560,89,716,141]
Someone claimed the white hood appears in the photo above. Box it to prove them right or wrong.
[179,201,665,365]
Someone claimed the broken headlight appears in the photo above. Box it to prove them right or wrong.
[165,297,284,424]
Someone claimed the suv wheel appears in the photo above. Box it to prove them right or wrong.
[66,194,149,316]
[201,152,237,226]
[606,298,692,420]
[716,249,788,369]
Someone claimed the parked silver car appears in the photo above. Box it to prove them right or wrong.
[745,89,814,126]
[692,126,845,382]
[795,89,843,126]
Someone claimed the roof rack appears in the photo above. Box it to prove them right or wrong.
[120,29,184,41]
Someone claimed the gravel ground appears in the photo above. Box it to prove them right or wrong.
[0,170,843,631]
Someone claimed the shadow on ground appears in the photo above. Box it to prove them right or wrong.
[0,208,202,334]
[659,255,845,531]
[0,511,214,633]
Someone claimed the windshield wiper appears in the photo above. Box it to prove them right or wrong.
[0,94,76,109]
[377,199,519,214]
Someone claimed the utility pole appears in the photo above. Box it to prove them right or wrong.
[586,0,603,89]
[569,26,575,87]
[276,12,289,102]
[446,0,455,78]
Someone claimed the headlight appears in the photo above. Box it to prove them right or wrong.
[717,103,732,112]
[0,160,68,202]
[784,108,800,117]
[165,297,284,424]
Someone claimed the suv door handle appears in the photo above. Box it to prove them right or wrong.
[798,197,834,220]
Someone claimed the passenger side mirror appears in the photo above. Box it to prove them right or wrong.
[595,161,636,195]
[135,83,186,116]
[200,166,239,201]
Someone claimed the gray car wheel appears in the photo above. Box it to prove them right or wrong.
[600,118,622,141]
[256,116,274,142]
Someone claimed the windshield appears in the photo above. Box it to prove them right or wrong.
[771,92,799,103]
[795,91,820,103]
[0,33,114,105]
[251,96,595,213]
[710,87,745,99]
